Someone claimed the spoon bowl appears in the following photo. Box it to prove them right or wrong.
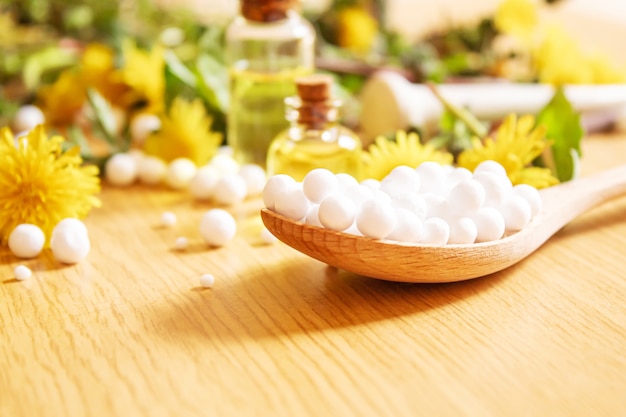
[261,165,626,283]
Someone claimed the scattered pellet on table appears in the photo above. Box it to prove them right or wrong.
[8,224,45,259]
[105,153,138,186]
[50,219,91,264]
[212,174,248,206]
[238,164,267,197]
[161,211,177,227]
[166,158,197,190]
[199,209,237,247]
[138,155,167,185]
[14,265,32,281]
[199,273,215,288]
[174,236,188,250]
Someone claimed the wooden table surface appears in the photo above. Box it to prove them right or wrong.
[1,131,626,416]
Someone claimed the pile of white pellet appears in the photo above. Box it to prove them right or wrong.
[263,161,542,245]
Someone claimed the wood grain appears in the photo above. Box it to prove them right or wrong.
[2,132,626,417]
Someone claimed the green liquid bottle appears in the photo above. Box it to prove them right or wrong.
[267,74,363,182]
[226,0,315,167]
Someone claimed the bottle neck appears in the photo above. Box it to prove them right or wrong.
[241,0,295,22]
[285,97,342,131]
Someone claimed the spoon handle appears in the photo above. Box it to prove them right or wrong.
[539,164,626,235]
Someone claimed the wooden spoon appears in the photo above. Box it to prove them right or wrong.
[261,164,626,283]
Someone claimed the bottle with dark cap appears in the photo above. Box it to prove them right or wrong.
[266,74,363,181]
[226,0,315,167]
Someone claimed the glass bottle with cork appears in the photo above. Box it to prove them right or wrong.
[225,0,315,167]
[266,74,363,181]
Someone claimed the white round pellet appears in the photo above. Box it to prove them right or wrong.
[174,236,188,250]
[52,218,89,237]
[238,164,267,196]
[474,160,508,178]
[472,207,505,242]
[305,204,323,227]
[380,178,411,199]
[473,171,512,208]
[449,179,486,216]
[318,194,356,231]
[199,273,215,288]
[513,184,542,217]
[161,211,177,227]
[423,193,452,220]
[50,224,91,264]
[212,174,248,205]
[137,155,167,185]
[422,217,450,246]
[446,167,473,192]
[387,208,423,243]
[499,194,532,232]
[343,184,374,206]
[199,209,237,247]
[127,148,144,167]
[360,178,381,190]
[217,145,234,156]
[382,165,421,194]
[416,161,447,195]
[261,227,278,244]
[8,224,45,259]
[130,113,161,146]
[166,158,197,190]
[302,168,339,203]
[14,265,32,281]
[335,172,359,189]
[356,199,397,239]
[263,174,297,211]
[448,217,478,244]
[371,189,392,205]
[209,153,240,175]
[189,165,221,200]
[391,193,427,219]
[273,184,310,221]
[344,223,363,236]
[13,105,45,132]
[105,153,138,186]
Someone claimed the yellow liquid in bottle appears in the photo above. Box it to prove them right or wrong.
[228,67,312,166]
[267,128,363,182]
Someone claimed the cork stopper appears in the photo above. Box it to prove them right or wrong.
[294,74,336,129]
[296,74,334,102]
[241,0,294,22]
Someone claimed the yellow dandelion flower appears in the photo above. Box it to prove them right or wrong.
[36,69,86,128]
[121,40,165,113]
[336,6,378,53]
[362,131,454,180]
[0,126,101,244]
[457,114,559,188]
[80,43,129,107]
[532,25,626,85]
[494,0,538,42]
[142,97,222,165]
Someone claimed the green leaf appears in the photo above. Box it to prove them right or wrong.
[195,54,229,113]
[163,49,197,88]
[535,87,584,182]
[86,88,117,147]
